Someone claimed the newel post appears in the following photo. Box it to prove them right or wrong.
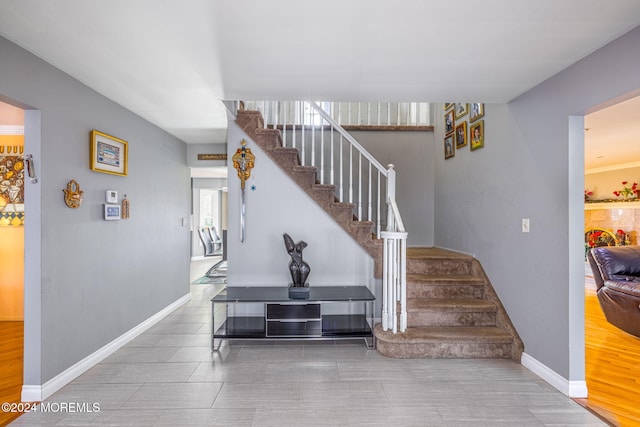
[386,164,395,230]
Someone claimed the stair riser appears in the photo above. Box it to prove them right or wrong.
[291,170,316,190]
[376,340,513,359]
[407,259,472,275]
[271,150,299,169]
[407,284,483,299]
[407,312,497,327]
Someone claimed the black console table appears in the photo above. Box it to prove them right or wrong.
[211,286,375,349]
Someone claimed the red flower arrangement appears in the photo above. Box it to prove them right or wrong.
[613,181,639,200]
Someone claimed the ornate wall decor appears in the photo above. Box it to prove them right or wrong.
[121,194,130,219]
[63,179,83,208]
[0,148,25,226]
[232,139,255,242]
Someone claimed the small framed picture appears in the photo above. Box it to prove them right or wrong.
[106,190,118,204]
[90,130,128,176]
[454,103,469,119]
[470,120,484,151]
[444,110,455,135]
[470,103,485,122]
[455,122,467,148]
[444,135,455,159]
[104,204,121,220]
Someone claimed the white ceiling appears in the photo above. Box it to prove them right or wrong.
[0,0,639,168]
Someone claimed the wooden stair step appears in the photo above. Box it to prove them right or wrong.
[407,298,496,312]
[406,274,484,299]
[374,325,514,359]
[406,299,497,327]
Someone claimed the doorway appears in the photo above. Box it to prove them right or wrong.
[582,94,640,424]
[0,100,25,424]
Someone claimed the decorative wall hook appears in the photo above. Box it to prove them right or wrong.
[232,139,255,242]
[63,179,83,208]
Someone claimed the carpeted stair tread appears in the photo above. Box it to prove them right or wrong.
[407,273,483,283]
[407,298,496,312]
[375,325,513,343]
[406,247,472,260]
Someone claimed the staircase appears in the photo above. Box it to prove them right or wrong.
[375,248,524,359]
[235,106,522,360]
[235,109,384,276]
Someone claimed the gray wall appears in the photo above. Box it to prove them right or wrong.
[0,36,191,384]
[433,26,640,380]
[352,130,435,246]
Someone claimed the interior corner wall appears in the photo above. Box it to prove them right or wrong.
[351,130,435,247]
[433,25,640,381]
[225,118,374,289]
[0,36,191,384]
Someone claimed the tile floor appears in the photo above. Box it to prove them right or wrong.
[11,258,607,426]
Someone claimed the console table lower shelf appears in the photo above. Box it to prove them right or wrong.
[211,286,375,349]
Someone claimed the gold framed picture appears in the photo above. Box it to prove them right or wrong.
[90,130,128,176]
[444,135,455,159]
[455,122,467,148]
[454,103,469,119]
[470,103,485,122]
[445,110,455,135]
[470,120,484,151]
[444,103,453,110]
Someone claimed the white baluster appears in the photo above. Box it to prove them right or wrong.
[301,103,306,166]
[400,236,407,332]
[358,152,362,220]
[349,145,353,204]
[339,134,344,202]
[330,125,334,186]
[281,102,286,147]
[311,108,315,168]
[367,162,372,221]
[377,171,381,237]
[320,116,324,183]
[382,238,389,331]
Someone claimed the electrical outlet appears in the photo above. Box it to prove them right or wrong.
[522,218,530,233]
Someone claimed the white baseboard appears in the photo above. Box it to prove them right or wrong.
[22,293,191,402]
[521,352,588,398]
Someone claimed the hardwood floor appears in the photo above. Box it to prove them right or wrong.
[0,321,23,427]
[585,285,640,426]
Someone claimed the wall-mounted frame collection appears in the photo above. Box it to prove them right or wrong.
[443,102,485,159]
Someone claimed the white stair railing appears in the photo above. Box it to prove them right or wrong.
[381,192,408,333]
[244,100,409,333]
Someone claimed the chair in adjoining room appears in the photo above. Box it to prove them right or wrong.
[588,246,640,338]
[197,227,215,257]
[207,226,223,253]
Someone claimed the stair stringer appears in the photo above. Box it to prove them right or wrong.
[470,258,524,361]
[236,109,383,278]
